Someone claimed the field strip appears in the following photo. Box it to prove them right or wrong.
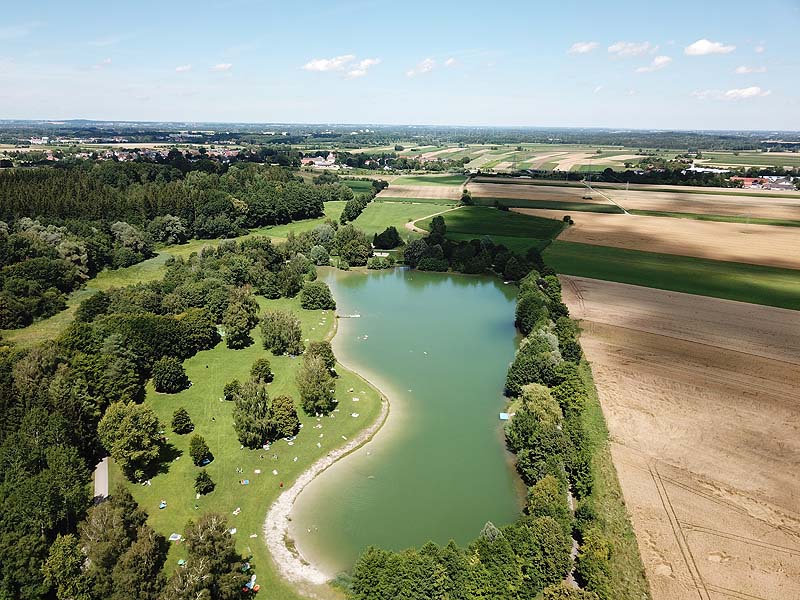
[406,205,464,233]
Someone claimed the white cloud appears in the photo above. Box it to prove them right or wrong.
[0,22,39,40]
[684,39,735,56]
[691,86,771,100]
[636,55,672,73]
[735,65,766,74]
[725,86,770,99]
[755,45,765,53]
[175,64,192,73]
[302,54,355,72]
[444,57,457,67]
[345,57,381,79]
[593,85,603,94]
[406,57,436,77]
[568,41,598,55]
[608,41,652,57]
[210,63,233,72]
[92,58,112,70]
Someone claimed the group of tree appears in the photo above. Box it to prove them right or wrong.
[403,215,541,279]
[0,217,153,328]
[296,344,337,415]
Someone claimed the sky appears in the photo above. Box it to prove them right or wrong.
[0,0,798,130]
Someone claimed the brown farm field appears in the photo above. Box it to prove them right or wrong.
[468,182,613,205]
[512,208,800,269]
[376,184,462,200]
[610,189,800,220]
[562,276,800,600]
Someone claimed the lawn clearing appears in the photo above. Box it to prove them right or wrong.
[374,196,456,206]
[342,180,374,194]
[352,201,439,239]
[474,197,624,213]
[545,240,800,310]
[109,295,383,600]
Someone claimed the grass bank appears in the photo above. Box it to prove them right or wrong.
[109,295,383,600]
[545,240,800,310]
[472,197,625,213]
[579,361,651,600]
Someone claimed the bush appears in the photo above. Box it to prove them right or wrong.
[223,379,241,401]
[527,475,572,534]
[261,310,305,355]
[300,281,336,310]
[308,244,330,266]
[171,407,194,434]
[194,470,215,495]
[372,226,402,249]
[417,257,449,272]
[575,528,613,600]
[250,358,273,383]
[367,256,394,269]
[189,434,211,466]
[152,356,189,393]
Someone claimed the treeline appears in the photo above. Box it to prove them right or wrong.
[348,263,610,599]
[0,218,153,328]
[402,215,538,278]
[0,161,351,236]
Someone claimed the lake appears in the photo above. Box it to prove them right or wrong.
[289,267,524,575]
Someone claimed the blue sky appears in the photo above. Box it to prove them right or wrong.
[1,0,798,130]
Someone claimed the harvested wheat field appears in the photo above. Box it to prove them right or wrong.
[562,276,800,600]
[376,184,462,200]
[610,189,800,220]
[469,183,613,205]
[513,208,800,269]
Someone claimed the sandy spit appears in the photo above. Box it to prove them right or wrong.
[262,319,390,587]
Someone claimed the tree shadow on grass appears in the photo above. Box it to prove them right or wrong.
[150,441,183,477]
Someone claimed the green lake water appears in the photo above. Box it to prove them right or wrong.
[289,268,524,575]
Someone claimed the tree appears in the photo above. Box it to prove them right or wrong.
[527,475,572,534]
[373,226,402,249]
[152,356,189,393]
[543,584,600,600]
[194,470,215,495]
[110,525,167,600]
[296,354,336,415]
[574,528,612,600]
[223,379,241,401]
[306,340,336,372]
[171,407,194,434]
[189,434,211,466]
[309,244,330,265]
[270,395,300,439]
[231,380,272,448]
[162,514,249,600]
[250,357,273,383]
[43,534,93,600]
[221,287,259,349]
[428,215,446,245]
[98,401,162,481]
[460,190,474,205]
[402,238,428,268]
[261,309,305,355]
[300,280,336,310]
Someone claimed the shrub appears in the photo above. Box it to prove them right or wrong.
[575,528,613,600]
[417,257,449,271]
[308,244,330,266]
[366,256,395,270]
[306,340,336,372]
[194,470,215,495]
[250,358,273,383]
[189,434,211,466]
[300,281,336,310]
[223,379,241,401]
[171,407,194,434]
[372,226,402,249]
[152,356,189,393]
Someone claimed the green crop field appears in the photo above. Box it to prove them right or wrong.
[374,196,455,205]
[109,295,383,600]
[342,179,374,194]
[628,209,800,227]
[545,240,800,310]
[472,197,625,213]
[425,206,564,241]
[698,151,800,168]
[392,174,467,186]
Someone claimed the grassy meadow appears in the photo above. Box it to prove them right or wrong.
[109,295,383,600]
[391,174,467,186]
[472,197,625,213]
[628,209,800,227]
[545,240,800,310]
[424,206,564,242]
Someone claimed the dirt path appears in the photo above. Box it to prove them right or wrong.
[93,457,109,499]
[405,205,463,233]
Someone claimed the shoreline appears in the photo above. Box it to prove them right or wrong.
[262,304,393,588]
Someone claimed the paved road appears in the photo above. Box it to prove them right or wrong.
[94,457,109,499]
